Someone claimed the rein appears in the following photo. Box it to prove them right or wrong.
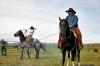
[66,29,71,39]
[61,28,76,51]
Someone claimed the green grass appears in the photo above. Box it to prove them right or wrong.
[0,44,100,66]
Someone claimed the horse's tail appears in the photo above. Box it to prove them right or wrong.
[40,43,46,51]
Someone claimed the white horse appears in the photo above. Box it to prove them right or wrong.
[14,30,46,59]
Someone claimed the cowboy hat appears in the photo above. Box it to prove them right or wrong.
[30,26,36,29]
[65,8,76,14]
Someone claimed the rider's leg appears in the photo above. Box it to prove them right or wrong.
[26,35,33,43]
[73,27,83,49]
[4,46,7,56]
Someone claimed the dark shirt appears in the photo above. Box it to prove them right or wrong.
[0,40,7,46]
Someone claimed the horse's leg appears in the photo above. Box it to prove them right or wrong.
[61,49,66,66]
[21,48,24,60]
[71,48,76,66]
[76,43,80,66]
[29,47,31,55]
[27,47,30,59]
[35,48,37,59]
[67,51,70,66]
[77,49,80,66]
[68,51,70,59]
[35,50,39,59]
[37,50,39,58]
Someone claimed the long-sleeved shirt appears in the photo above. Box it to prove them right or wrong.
[26,29,34,36]
[66,15,78,28]
[0,40,7,46]
[22,29,35,37]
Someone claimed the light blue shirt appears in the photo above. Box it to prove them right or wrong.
[66,15,78,28]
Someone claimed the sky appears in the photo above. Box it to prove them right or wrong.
[0,0,100,43]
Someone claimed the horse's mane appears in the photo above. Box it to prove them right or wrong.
[18,30,26,43]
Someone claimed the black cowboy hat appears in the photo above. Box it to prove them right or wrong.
[30,26,36,29]
[65,8,76,14]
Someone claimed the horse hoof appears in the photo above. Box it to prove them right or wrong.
[66,60,69,66]
[67,63,69,66]
[72,62,75,66]
[78,63,80,66]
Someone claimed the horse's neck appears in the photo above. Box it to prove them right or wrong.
[19,33,26,43]
[67,29,70,33]
[65,28,71,37]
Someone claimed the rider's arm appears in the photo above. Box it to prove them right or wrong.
[70,15,78,28]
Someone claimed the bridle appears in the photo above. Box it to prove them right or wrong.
[59,20,71,39]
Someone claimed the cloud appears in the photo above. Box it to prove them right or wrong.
[0,0,100,43]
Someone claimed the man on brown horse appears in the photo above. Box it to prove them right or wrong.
[25,26,36,43]
[58,8,83,49]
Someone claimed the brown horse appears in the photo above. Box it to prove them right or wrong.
[59,17,80,66]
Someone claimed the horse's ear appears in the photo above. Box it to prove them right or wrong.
[59,17,61,21]
[19,30,22,32]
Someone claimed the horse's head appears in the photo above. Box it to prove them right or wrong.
[59,17,71,44]
[14,30,26,43]
[14,30,22,37]
[59,17,69,35]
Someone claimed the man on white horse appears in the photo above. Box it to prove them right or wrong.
[25,26,36,43]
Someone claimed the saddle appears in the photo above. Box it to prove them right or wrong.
[25,35,33,43]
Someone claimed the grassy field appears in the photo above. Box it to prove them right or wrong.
[0,43,100,66]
